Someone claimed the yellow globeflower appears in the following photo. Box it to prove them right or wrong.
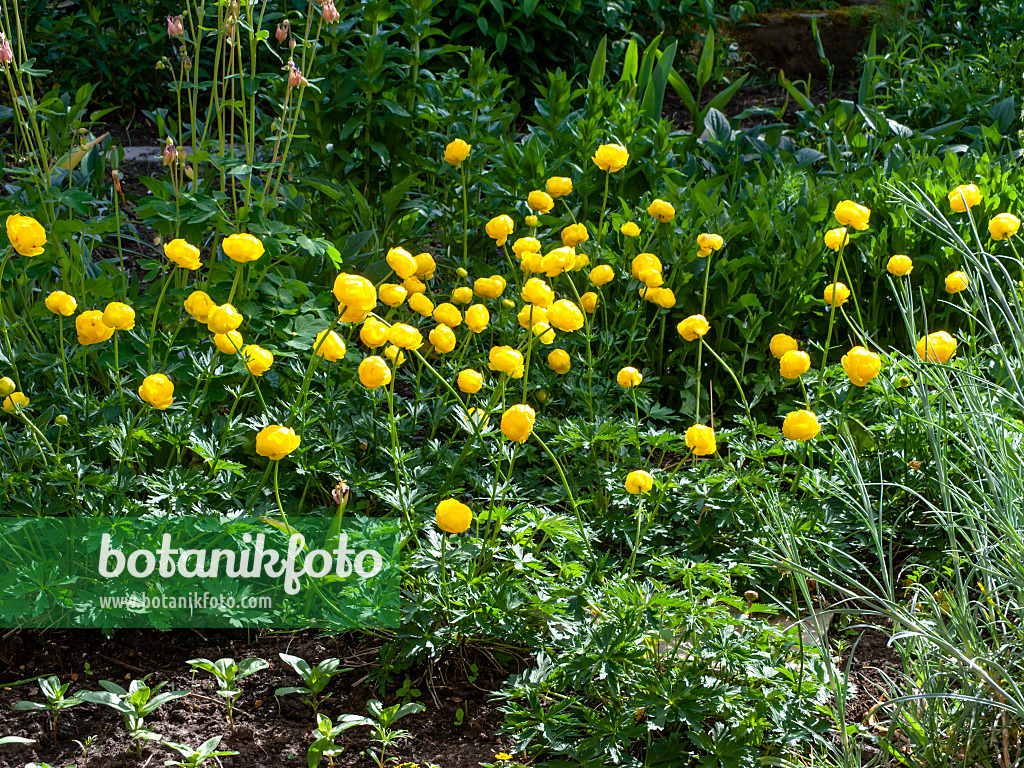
[521,277,554,308]
[783,410,820,441]
[485,215,515,247]
[403,276,427,295]
[948,184,982,212]
[620,222,641,238]
[580,291,599,313]
[138,374,174,410]
[696,233,724,255]
[433,302,463,328]
[214,330,244,354]
[916,331,957,364]
[333,274,377,312]
[458,369,483,394]
[359,318,389,348]
[631,253,663,286]
[488,346,525,378]
[386,247,417,279]
[624,470,654,494]
[617,366,642,388]
[527,190,554,214]
[685,425,717,456]
[255,425,301,460]
[841,346,882,387]
[833,200,871,230]
[315,330,346,361]
[501,404,535,443]
[388,323,423,350]
[647,198,675,223]
[677,315,709,341]
[242,344,274,376]
[384,344,406,366]
[590,265,614,285]
[435,499,472,534]
[184,290,215,322]
[429,324,457,353]
[769,333,798,360]
[408,292,434,317]
[207,303,243,334]
[886,255,913,276]
[545,176,573,198]
[76,310,114,345]
[102,301,135,331]
[824,227,850,251]
[513,237,542,258]
[0,377,15,397]
[414,252,436,279]
[592,143,629,172]
[945,271,969,294]
[525,214,538,227]
[546,300,584,332]
[823,283,850,307]
[378,283,408,307]
[547,349,571,374]
[222,233,264,263]
[517,304,547,330]
[560,223,589,248]
[164,238,202,270]
[2,391,29,413]
[989,213,1020,241]
[779,350,810,379]
[358,356,392,388]
[5,214,46,256]
[474,276,505,299]
[532,322,556,345]
[44,290,77,317]
[465,304,490,333]
[443,138,471,165]
[451,286,474,305]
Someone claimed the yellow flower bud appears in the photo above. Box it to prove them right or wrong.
[435,498,472,533]
[138,374,174,410]
[501,403,535,443]
[255,424,301,460]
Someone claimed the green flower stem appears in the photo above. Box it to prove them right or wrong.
[57,316,70,397]
[245,459,275,514]
[226,261,243,305]
[700,337,752,424]
[0,254,21,389]
[532,431,595,568]
[631,387,642,461]
[272,460,287,519]
[625,499,649,577]
[147,266,175,373]
[11,406,53,467]
[595,171,610,248]
[287,314,342,428]
[207,372,251,480]
[562,274,595,422]
[385,369,412,535]
[815,238,849,407]
[460,162,469,267]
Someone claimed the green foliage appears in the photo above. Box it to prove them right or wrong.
[275,653,349,715]
[12,677,84,748]
[161,736,239,768]
[80,677,190,753]
[186,656,269,732]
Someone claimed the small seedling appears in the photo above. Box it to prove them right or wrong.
[306,712,373,767]
[13,676,85,747]
[82,677,189,755]
[187,656,269,733]
[275,653,349,716]
[73,735,97,768]
[162,735,239,767]
[395,676,421,704]
[362,699,425,768]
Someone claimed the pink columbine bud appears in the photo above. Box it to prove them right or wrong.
[287,60,306,89]
[0,33,12,67]
[332,480,349,506]
[321,0,339,23]
[276,20,290,42]
[167,15,184,38]
[162,137,176,166]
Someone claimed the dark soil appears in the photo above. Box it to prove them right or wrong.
[0,629,520,768]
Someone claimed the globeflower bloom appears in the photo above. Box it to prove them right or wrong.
[824,227,850,251]
[834,200,871,230]
[501,404,535,443]
[435,499,472,534]
[945,271,969,294]
[138,374,174,410]
[214,330,243,354]
[359,318,389,348]
[525,215,538,227]
[184,290,215,322]
[617,366,643,388]
[443,138,471,165]
[429,324,457,353]
[647,198,675,223]
[545,176,573,198]
[989,213,1020,241]
[513,237,542,258]
[489,346,525,379]
[521,277,554,308]
[677,315,709,341]
[696,233,724,255]
[222,233,264,263]
[916,331,957,364]
[433,302,463,328]
[580,292,598,313]
[164,239,202,270]
[384,345,406,366]
[592,143,629,172]
[624,470,654,494]
[207,303,243,334]
[76,310,114,345]
[333,274,377,314]
[783,410,820,441]
[686,425,717,456]
[823,283,850,307]
[408,292,434,317]
[102,302,136,331]
[414,252,436,279]
[403,276,427,295]
[2,391,29,413]
[458,369,483,394]
[0,377,14,397]
[358,356,392,388]
[379,283,408,307]
[5,214,46,257]
[887,255,913,276]
[769,333,798,359]
[255,425,301,460]
[560,223,589,248]
[546,299,584,332]
[948,184,982,212]
[485,215,515,247]
[45,291,77,317]
[518,304,547,330]
[242,345,274,376]
[451,286,474,305]
[590,265,615,286]
[474,276,505,299]
[620,222,641,238]
[547,349,570,374]
[532,322,556,345]
[631,253,663,287]
[465,304,490,333]
[841,346,882,387]
[779,350,811,379]
[386,247,417,279]
[388,323,423,350]
[527,190,554,214]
